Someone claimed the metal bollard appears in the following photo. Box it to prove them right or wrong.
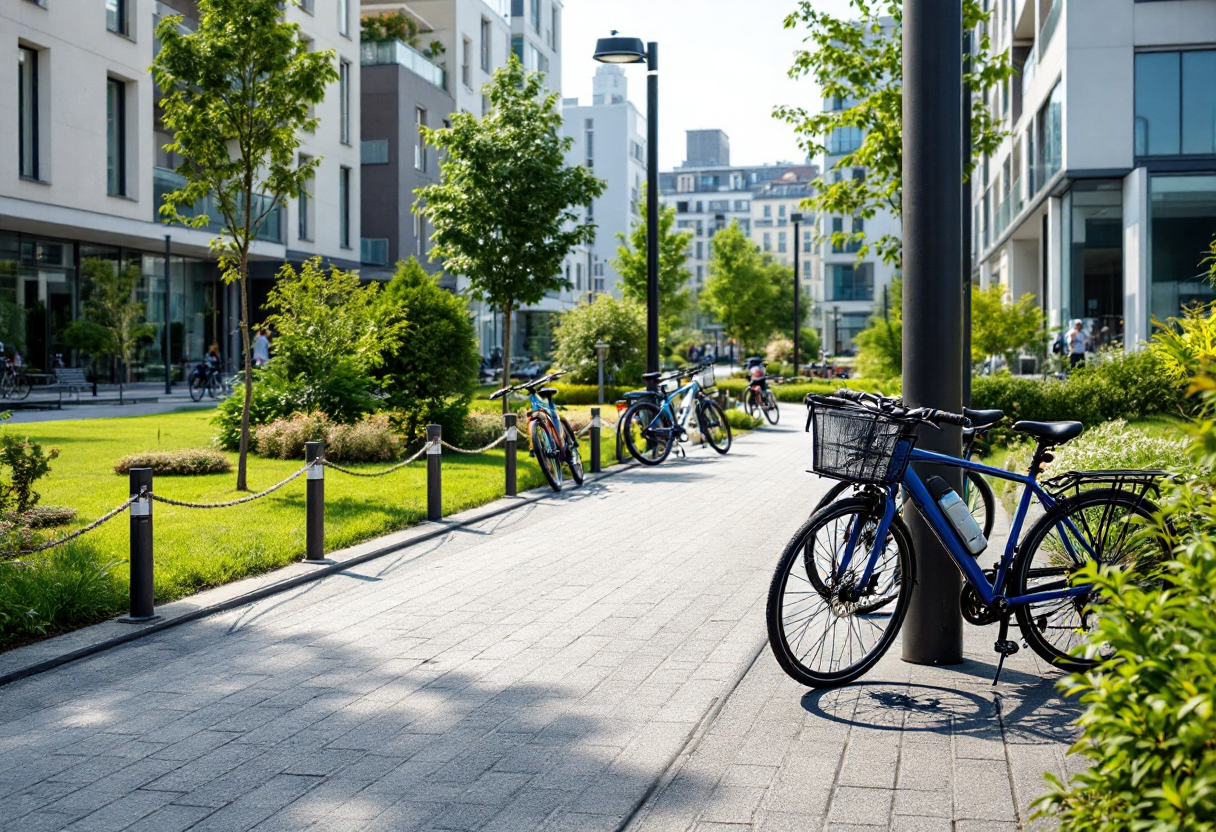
[590,407,602,473]
[427,424,442,521]
[305,441,325,562]
[122,468,157,623]
[504,413,518,497]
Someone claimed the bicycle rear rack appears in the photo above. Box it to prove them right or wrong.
[1042,469,1169,503]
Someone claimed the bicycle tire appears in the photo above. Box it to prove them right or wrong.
[762,389,779,425]
[188,372,206,402]
[11,374,31,400]
[622,401,674,466]
[812,481,853,516]
[0,372,13,399]
[531,417,563,491]
[745,388,761,419]
[963,470,996,540]
[696,399,732,455]
[767,497,914,689]
[1011,488,1167,671]
[562,419,585,485]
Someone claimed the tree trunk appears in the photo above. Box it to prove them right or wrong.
[235,250,253,491]
[500,300,513,416]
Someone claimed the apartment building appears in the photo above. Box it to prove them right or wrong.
[509,0,561,87]
[973,0,1216,350]
[2,0,359,373]
[748,169,818,290]
[560,64,647,300]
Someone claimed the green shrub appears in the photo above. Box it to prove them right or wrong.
[1001,420,1193,483]
[253,412,403,462]
[1150,300,1216,386]
[19,505,77,529]
[0,541,126,648]
[1035,389,1216,829]
[551,294,647,386]
[725,409,762,431]
[113,448,231,476]
[0,435,58,514]
[461,412,509,449]
[716,378,896,403]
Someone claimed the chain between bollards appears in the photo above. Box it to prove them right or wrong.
[427,424,442,521]
[504,413,518,497]
[121,468,158,623]
[305,441,325,562]
[590,407,602,474]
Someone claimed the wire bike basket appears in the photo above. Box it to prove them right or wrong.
[695,364,716,390]
[809,399,917,485]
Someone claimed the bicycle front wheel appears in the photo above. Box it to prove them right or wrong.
[696,399,732,455]
[762,389,780,424]
[622,401,674,466]
[188,372,206,402]
[562,420,585,485]
[1011,488,1168,671]
[745,389,761,419]
[768,497,913,688]
[531,418,563,492]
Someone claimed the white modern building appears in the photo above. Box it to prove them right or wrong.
[509,0,561,89]
[748,170,818,291]
[560,65,647,300]
[973,0,1216,349]
[2,0,360,373]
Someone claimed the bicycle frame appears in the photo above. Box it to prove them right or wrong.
[644,378,703,434]
[834,447,1100,610]
[520,387,564,449]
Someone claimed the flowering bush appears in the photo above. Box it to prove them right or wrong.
[113,448,232,476]
[253,412,403,462]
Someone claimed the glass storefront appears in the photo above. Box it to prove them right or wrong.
[1150,174,1216,324]
[1062,180,1124,345]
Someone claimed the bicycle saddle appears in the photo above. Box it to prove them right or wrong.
[538,387,558,399]
[1011,420,1083,444]
[641,372,662,381]
[963,408,1003,428]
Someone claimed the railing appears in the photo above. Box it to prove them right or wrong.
[1039,0,1062,57]
[152,167,283,244]
[360,40,446,90]
[1021,44,1037,101]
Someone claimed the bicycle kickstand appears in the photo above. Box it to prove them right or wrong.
[992,613,1019,686]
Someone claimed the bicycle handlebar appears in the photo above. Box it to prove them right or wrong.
[489,370,568,400]
[809,388,972,430]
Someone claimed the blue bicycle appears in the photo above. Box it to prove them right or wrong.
[619,362,731,465]
[490,371,583,492]
[767,389,1170,689]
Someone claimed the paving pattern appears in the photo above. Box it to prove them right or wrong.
[0,411,1080,831]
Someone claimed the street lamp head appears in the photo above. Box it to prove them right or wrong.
[791,212,803,224]
[593,34,647,64]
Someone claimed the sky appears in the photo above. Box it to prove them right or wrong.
[559,0,857,171]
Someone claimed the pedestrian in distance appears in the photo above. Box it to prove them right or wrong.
[252,328,271,367]
[1066,319,1088,369]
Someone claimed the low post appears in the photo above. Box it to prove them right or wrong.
[123,468,157,622]
[590,407,602,473]
[504,413,518,497]
[427,424,442,521]
[305,441,325,562]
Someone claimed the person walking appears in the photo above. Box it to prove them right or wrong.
[252,329,271,367]
[1066,320,1088,369]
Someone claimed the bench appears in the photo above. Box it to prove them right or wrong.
[51,368,94,407]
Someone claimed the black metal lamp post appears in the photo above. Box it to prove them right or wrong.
[163,235,172,395]
[594,33,659,374]
[792,212,803,373]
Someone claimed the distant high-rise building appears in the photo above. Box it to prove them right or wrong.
[685,129,730,168]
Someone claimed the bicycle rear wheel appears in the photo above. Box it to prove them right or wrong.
[767,497,913,689]
[622,401,674,466]
[531,417,563,491]
[188,372,206,402]
[696,399,732,455]
[1011,488,1167,671]
[762,389,780,424]
[562,420,585,485]
[963,470,995,539]
[745,389,761,419]
[12,374,31,400]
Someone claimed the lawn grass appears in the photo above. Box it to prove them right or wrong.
[1,407,617,647]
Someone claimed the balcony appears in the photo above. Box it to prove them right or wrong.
[360,40,446,90]
[1039,0,1061,57]
[153,167,283,244]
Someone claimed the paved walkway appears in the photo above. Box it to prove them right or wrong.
[0,410,1078,831]
[6,382,215,424]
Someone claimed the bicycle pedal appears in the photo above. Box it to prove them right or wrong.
[994,639,1019,656]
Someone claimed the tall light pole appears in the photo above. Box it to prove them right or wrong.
[792,212,803,373]
[594,33,659,373]
[163,235,172,395]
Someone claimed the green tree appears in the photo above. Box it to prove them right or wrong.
[611,189,693,345]
[361,11,420,44]
[376,258,480,442]
[63,258,155,384]
[775,1,1012,266]
[551,295,646,386]
[970,284,1046,370]
[854,278,903,381]
[153,0,337,490]
[701,222,775,356]
[415,56,605,411]
[762,256,811,343]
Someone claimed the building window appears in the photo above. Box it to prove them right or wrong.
[360,139,388,165]
[106,78,126,196]
[530,0,540,33]
[339,0,349,37]
[803,232,813,254]
[415,107,427,171]
[1149,174,1216,323]
[339,166,351,249]
[549,5,559,50]
[778,231,787,253]
[1062,180,1123,340]
[763,232,772,252]
[827,263,874,301]
[462,38,472,88]
[763,204,771,218]
[339,59,351,144]
[106,0,128,35]
[1034,80,1062,188]
[1135,49,1216,157]
[827,126,863,155]
[298,154,312,241]
[18,47,38,180]
[778,204,787,220]
[584,119,594,168]
[511,36,524,65]
[480,18,491,72]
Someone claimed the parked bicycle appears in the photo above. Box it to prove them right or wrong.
[490,371,583,492]
[620,363,731,465]
[809,402,1001,538]
[767,389,1170,689]
[0,360,32,400]
[187,360,231,401]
